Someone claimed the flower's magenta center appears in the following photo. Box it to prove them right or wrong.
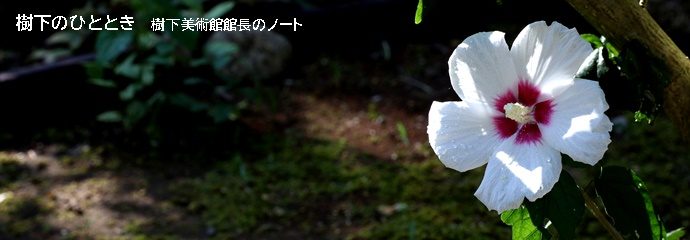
[492,81,554,144]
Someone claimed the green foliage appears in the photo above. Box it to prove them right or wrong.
[29,6,91,64]
[577,35,620,82]
[578,34,668,124]
[204,41,238,72]
[501,165,678,240]
[414,0,424,24]
[618,41,668,124]
[96,111,123,123]
[666,228,685,240]
[524,171,584,240]
[500,171,584,240]
[83,0,254,145]
[46,30,87,50]
[499,121,689,240]
[501,206,542,240]
[603,115,690,234]
[595,166,665,239]
[396,121,410,145]
[95,31,134,65]
[634,110,653,124]
[204,2,235,19]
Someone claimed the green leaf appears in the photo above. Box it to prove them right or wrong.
[96,111,122,122]
[619,41,668,125]
[146,54,174,66]
[95,31,133,65]
[204,41,238,71]
[184,77,205,85]
[189,58,209,67]
[501,206,542,240]
[666,228,685,240]
[595,166,665,240]
[208,104,238,123]
[89,78,117,88]
[46,31,84,50]
[84,62,104,79]
[120,84,143,101]
[601,36,620,60]
[396,122,410,145]
[525,171,584,240]
[146,92,166,106]
[124,101,148,129]
[29,49,70,63]
[170,93,209,112]
[171,30,199,50]
[631,170,665,239]
[580,34,603,48]
[155,41,175,56]
[137,32,161,50]
[180,0,204,12]
[131,0,178,20]
[204,1,235,19]
[141,65,155,85]
[634,110,653,124]
[414,0,423,24]
[114,54,141,79]
[46,31,73,45]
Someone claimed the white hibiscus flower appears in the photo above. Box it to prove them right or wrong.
[427,21,613,213]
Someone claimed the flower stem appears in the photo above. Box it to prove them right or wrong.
[580,187,624,240]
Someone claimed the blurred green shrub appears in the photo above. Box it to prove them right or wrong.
[88,0,246,125]
[41,0,281,147]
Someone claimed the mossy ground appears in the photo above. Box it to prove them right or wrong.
[1,97,689,240]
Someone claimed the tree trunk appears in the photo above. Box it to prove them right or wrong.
[566,0,690,141]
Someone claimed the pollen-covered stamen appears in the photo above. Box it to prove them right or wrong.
[504,102,534,124]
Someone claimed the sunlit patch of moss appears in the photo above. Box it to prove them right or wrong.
[352,205,506,240]
[0,195,54,238]
[349,160,507,239]
[130,234,179,240]
[172,138,350,237]
[126,220,180,240]
[171,135,510,239]
[0,154,30,190]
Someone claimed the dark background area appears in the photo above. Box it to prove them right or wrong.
[0,0,600,144]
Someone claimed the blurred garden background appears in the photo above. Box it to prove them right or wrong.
[0,0,689,239]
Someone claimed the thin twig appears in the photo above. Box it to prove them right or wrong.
[0,53,95,82]
[580,187,625,240]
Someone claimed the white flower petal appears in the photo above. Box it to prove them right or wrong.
[511,21,593,98]
[541,79,612,165]
[449,31,518,105]
[428,101,500,172]
[474,138,562,213]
